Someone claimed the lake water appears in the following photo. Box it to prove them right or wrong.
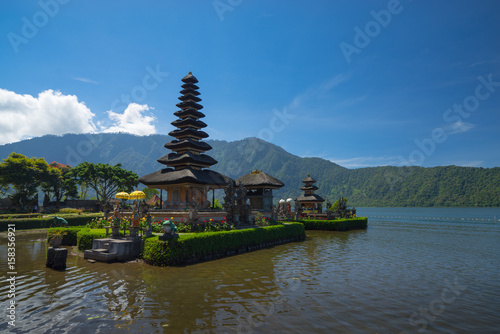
[1,207,499,333]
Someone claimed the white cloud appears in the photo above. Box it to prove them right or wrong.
[0,89,96,145]
[102,103,156,136]
[72,77,100,85]
[444,121,476,135]
[448,160,484,167]
[329,155,402,168]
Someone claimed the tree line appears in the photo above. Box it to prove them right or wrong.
[0,152,138,211]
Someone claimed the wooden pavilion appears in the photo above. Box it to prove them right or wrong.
[236,170,284,211]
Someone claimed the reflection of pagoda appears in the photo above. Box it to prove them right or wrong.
[297,174,325,213]
[139,72,232,209]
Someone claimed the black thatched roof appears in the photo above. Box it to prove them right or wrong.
[157,152,217,167]
[174,108,205,119]
[182,72,198,83]
[165,138,212,152]
[302,174,316,183]
[180,88,200,96]
[178,93,201,102]
[176,100,203,110]
[296,194,325,203]
[168,128,208,139]
[236,170,284,189]
[171,117,207,129]
[139,167,232,187]
[300,185,318,191]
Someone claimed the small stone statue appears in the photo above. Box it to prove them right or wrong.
[145,214,153,237]
[53,216,68,226]
[159,220,178,241]
[223,182,235,224]
[188,198,199,223]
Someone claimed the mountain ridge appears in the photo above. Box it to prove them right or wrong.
[0,133,498,207]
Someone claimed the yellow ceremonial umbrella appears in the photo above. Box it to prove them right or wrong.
[129,190,146,200]
[115,192,130,200]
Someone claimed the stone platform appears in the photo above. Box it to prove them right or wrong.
[84,238,142,263]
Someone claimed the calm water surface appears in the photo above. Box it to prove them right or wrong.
[1,207,499,333]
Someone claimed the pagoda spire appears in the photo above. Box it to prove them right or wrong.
[158,72,217,170]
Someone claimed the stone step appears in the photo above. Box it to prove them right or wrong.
[93,248,109,253]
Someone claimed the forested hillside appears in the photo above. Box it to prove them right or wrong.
[1,134,498,207]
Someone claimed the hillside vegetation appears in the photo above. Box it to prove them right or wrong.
[0,134,498,207]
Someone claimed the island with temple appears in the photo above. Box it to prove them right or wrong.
[75,71,367,265]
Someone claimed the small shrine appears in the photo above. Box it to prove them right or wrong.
[139,72,232,214]
[236,170,284,211]
[296,174,325,213]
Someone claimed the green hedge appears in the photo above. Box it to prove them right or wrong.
[143,222,305,266]
[0,213,42,220]
[0,213,103,232]
[300,217,368,231]
[77,228,108,251]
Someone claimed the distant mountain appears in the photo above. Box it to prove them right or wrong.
[1,133,499,207]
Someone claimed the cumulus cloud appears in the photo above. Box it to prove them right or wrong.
[0,89,96,145]
[102,103,156,136]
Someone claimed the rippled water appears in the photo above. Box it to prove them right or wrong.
[1,207,500,333]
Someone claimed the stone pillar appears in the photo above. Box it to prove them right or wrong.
[111,226,121,238]
[129,227,139,238]
[46,248,68,270]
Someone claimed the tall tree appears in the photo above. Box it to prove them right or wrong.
[0,152,51,209]
[68,162,139,206]
[41,162,78,206]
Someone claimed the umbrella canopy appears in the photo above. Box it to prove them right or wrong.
[115,192,130,200]
[129,190,146,200]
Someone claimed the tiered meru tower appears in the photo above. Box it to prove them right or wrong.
[139,72,232,209]
[296,174,325,213]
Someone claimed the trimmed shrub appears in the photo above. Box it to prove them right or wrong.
[300,217,368,231]
[77,228,107,251]
[0,213,42,220]
[142,222,305,266]
[0,213,103,232]
[47,227,85,246]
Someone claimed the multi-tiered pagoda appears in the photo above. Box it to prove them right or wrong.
[296,174,325,213]
[139,72,232,209]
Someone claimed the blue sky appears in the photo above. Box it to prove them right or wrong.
[1,0,499,168]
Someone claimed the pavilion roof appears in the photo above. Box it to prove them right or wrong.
[236,170,284,189]
[139,167,233,187]
[296,193,325,203]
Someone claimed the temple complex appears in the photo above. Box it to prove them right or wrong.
[236,170,284,212]
[139,72,232,213]
[296,174,325,213]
